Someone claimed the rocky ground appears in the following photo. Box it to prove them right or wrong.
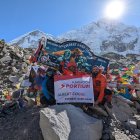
[102,116,140,140]
[85,96,140,140]
[0,103,140,140]
[0,106,43,140]
[0,40,32,90]
[101,52,140,69]
[0,40,42,140]
[0,40,140,140]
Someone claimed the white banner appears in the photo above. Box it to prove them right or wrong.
[54,75,94,103]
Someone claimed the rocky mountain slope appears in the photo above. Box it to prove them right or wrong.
[9,19,140,56]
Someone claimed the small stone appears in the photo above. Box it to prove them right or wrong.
[125,130,129,134]
[109,133,115,140]
[126,119,137,129]
[137,119,140,129]
[0,56,12,62]
[9,76,19,83]
[135,129,140,136]
[134,134,139,138]
[102,134,110,140]
[103,129,110,134]
[12,67,19,73]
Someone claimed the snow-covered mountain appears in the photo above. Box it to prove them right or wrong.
[58,19,140,55]
[9,20,140,55]
[9,30,58,48]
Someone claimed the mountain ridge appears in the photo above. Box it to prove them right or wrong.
[9,20,140,56]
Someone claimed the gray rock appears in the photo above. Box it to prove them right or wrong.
[24,96,36,107]
[135,129,140,136]
[9,76,19,83]
[12,67,19,73]
[137,119,140,129]
[125,130,130,134]
[133,115,140,129]
[109,133,115,140]
[102,134,110,140]
[135,101,140,112]
[110,95,135,122]
[24,54,30,60]
[16,52,23,58]
[2,47,8,53]
[126,119,137,129]
[0,56,12,62]
[22,62,27,69]
[88,106,108,117]
[40,105,103,140]
[115,131,130,140]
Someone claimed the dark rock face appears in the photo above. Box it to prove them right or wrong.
[58,20,140,55]
[101,52,139,69]
[101,38,137,52]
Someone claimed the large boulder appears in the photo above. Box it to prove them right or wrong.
[108,96,136,122]
[40,105,103,140]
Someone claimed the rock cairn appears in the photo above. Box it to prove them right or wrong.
[0,39,32,91]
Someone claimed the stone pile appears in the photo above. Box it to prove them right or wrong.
[0,40,32,91]
[102,95,140,140]
[101,52,137,69]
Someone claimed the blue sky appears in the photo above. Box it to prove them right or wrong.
[0,0,140,42]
